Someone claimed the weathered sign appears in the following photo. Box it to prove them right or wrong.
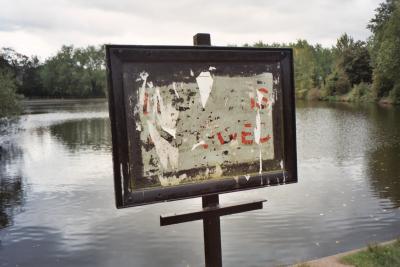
[106,46,297,207]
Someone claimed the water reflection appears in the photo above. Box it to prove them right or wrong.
[0,99,399,267]
[365,104,400,207]
[0,143,23,228]
[367,144,400,207]
[50,118,111,152]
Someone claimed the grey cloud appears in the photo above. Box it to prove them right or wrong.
[0,0,381,58]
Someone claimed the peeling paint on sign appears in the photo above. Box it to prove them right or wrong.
[129,68,277,188]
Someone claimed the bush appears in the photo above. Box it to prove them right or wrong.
[348,82,373,102]
[325,70,351,95]
[0,70,21,118]
[388,83,400,104]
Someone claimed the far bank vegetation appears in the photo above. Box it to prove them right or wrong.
[0,0,399,118]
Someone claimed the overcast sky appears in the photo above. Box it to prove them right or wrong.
[0,0,381,59]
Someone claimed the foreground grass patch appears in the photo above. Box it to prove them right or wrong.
[341,239,400,267]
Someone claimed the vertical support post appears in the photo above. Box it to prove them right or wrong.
[202,194,222,267]
[193,33,222,267]
[193,33,211,46]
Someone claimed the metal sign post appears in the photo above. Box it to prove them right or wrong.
[160,196,265,267]
[159,33,266,267]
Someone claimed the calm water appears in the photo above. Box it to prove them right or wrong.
[0,99,399,267]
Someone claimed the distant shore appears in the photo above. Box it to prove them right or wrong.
[21,97,107,104]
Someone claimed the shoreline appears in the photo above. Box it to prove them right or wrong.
[290,239,399,267]
[20,98,107,106]
[19,97,400,107]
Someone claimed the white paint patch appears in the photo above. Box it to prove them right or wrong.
[196,71,214,108]
[256,89,264,107]
[190,69,194,77]
[172,82,180,98]
[159,174,185,186]
[283,171,287,183]
[254,110,261,144]
[139,71,149,81]
[211,164,223,178]
[191,140,206,150]
[244,174,251,181]
[147,121,179,170]
[209,66,216,71]
[229,139,239,147]
[154,88,179,138]
[135,71,149,129]
[280,160,284,169]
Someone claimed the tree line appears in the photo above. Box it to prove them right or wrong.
[0,0,399,118]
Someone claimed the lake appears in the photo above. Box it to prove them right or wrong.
[0,99,399,267]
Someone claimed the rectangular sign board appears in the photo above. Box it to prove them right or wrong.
[106,45,297,208]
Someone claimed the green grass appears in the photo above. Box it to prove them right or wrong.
[341,239,400,267]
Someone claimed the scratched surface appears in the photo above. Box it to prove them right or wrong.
[123,63,284,189]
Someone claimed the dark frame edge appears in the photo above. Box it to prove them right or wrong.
[106,45,124,208]
[281,49,298,183]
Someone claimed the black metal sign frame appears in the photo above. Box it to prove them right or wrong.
[106,44,297,208]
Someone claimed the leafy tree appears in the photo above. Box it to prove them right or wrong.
[334,34,372,87]
[292,40,318,92]
[0,70,21,118]
[40,45,106,98]
[0,48,43,97]
[324,69,351,96]
[74,46,106,97]
[368,0,400,101]
[249,40,334,97]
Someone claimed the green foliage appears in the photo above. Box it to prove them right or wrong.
[350,82,373,102]
[389,83,400,104]
[369,0,400,98]
[1,48,43,97]
[333,34,372,88]
[293,40,318,92]
[40,45,106,98]
[0,70,21,118]
[341,240,400,267]
[249,39,334,98]
[0,0,398,105]
[323,70,351,96]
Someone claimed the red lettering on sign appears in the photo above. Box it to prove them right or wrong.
[143,92,149,115]
[250,98,256,109]
[260,134,271,143]
[258,87,268,94]
[241,131,253,144]
[229,133,237,141]
[250,87,270,110]
[217,132,227,145]
[241,123,253,145]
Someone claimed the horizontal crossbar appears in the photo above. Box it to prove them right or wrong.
[160,198,266,226]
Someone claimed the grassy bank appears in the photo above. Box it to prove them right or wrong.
[341,239,400,267]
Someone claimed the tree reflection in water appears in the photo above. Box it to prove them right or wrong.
[366,105,400,207]
[49,118,111,152]
[0,141,24,228]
